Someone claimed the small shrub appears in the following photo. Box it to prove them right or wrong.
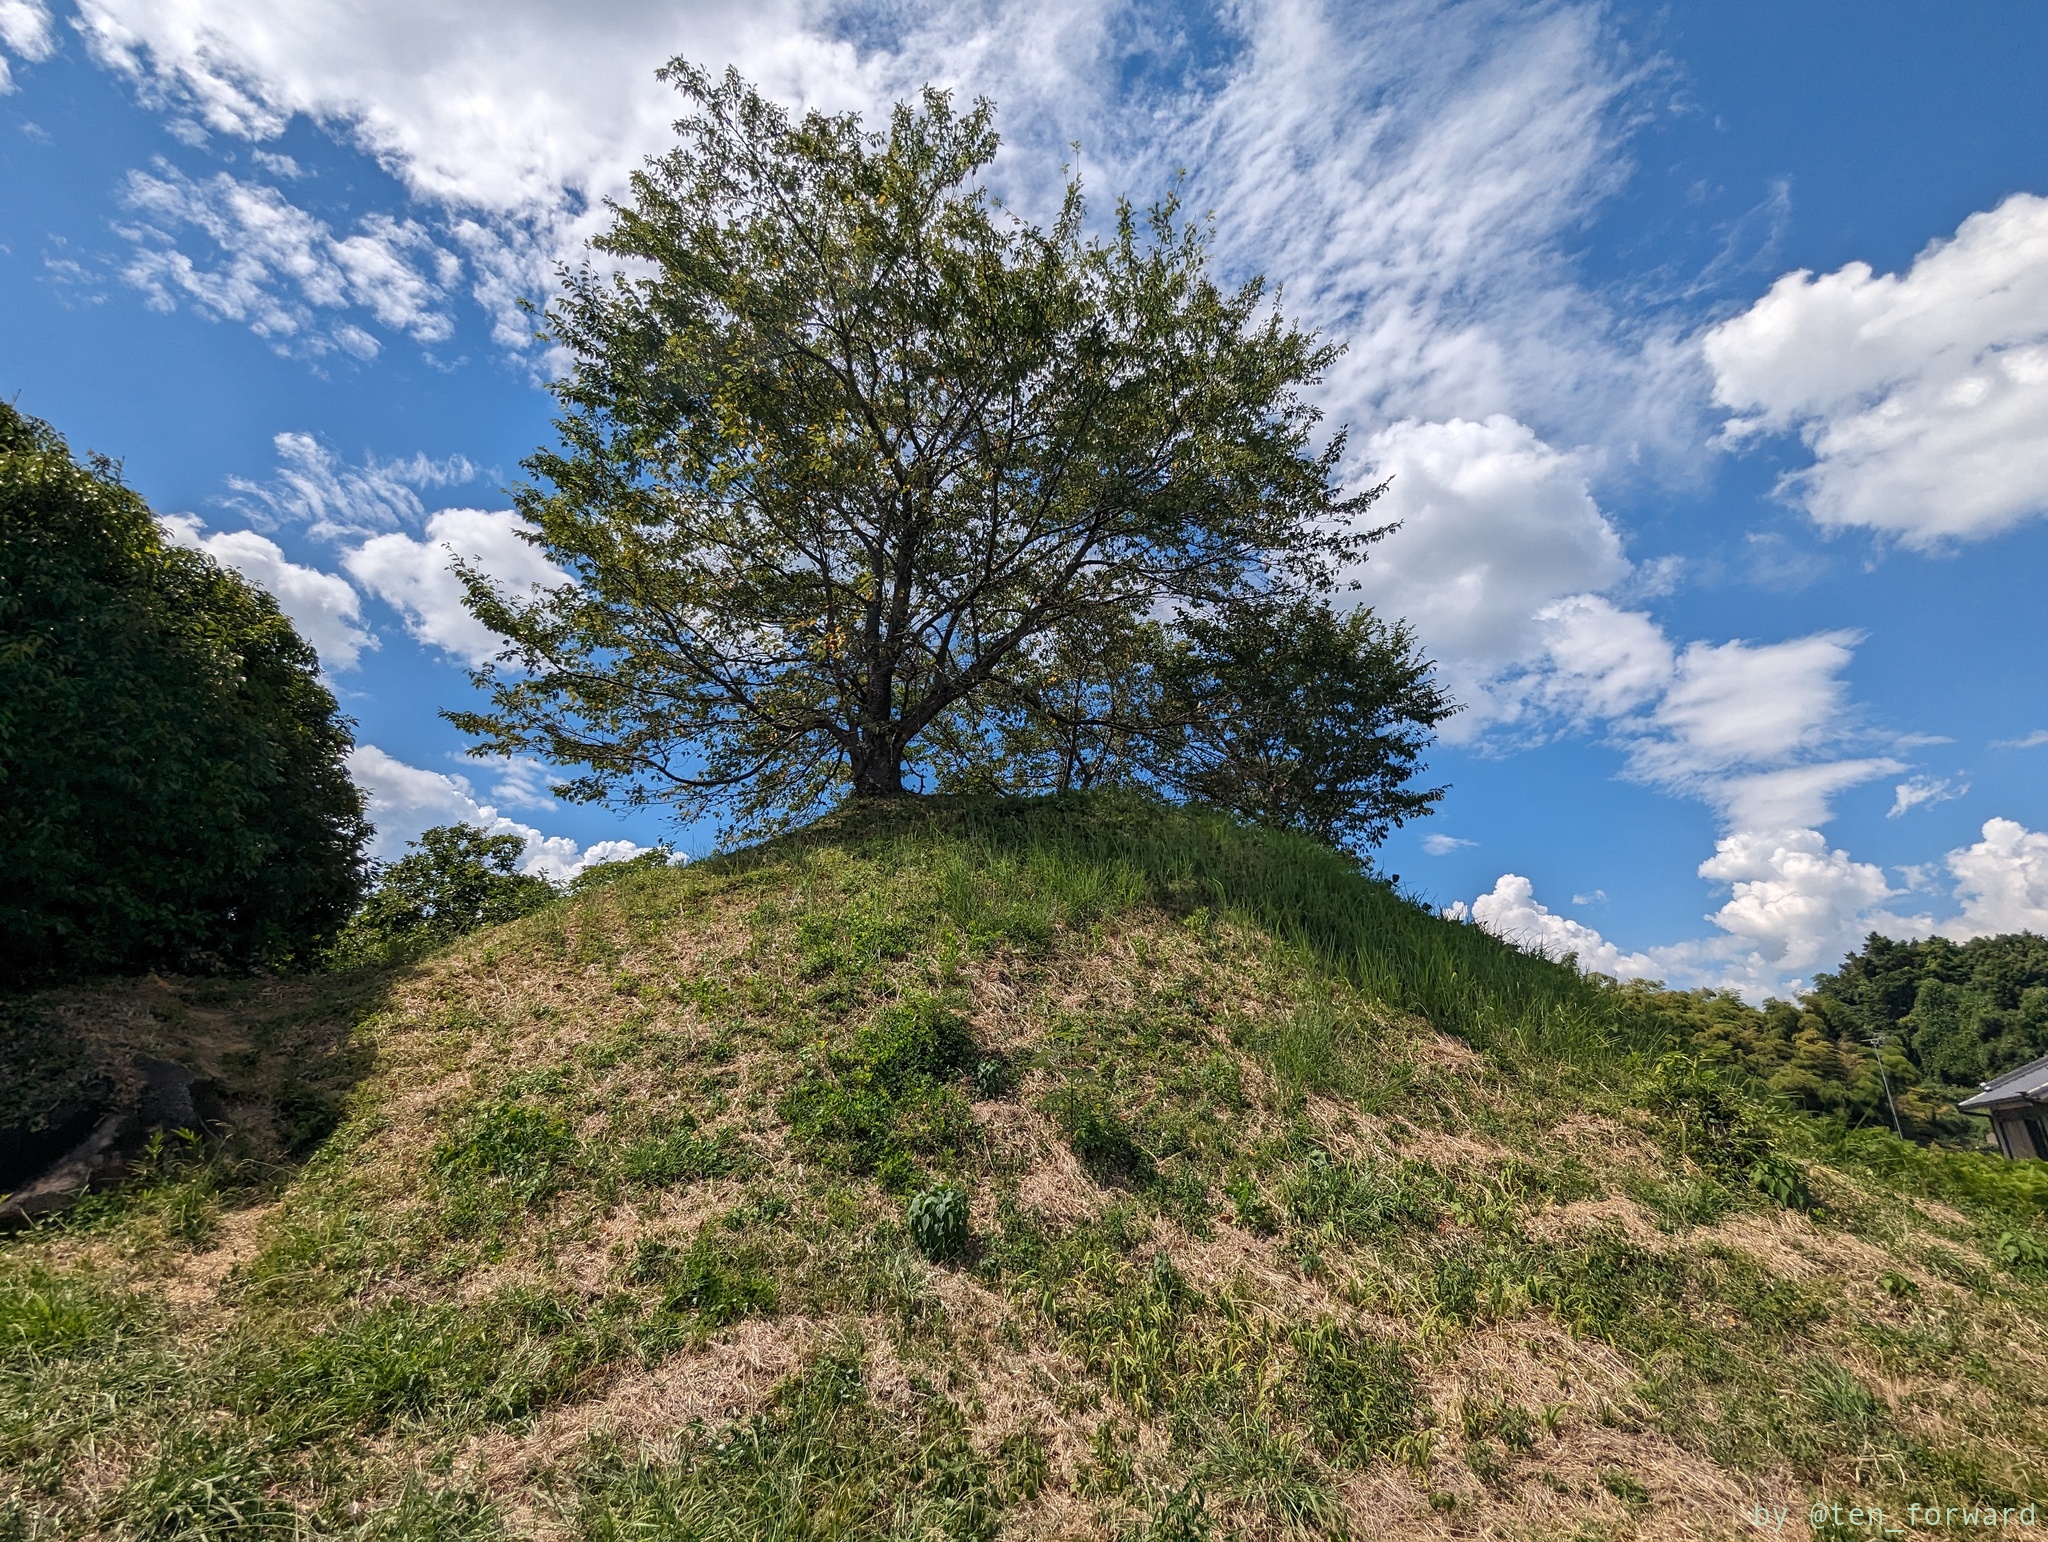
[1224,1173,1279,1235]
[781,997,984,1182]
[860,998,980,1091]
[972,1054,1015,1100]
[908,1183,971,1262]
[1644,1053,1810,1207]
[1994,1228,2048,1270]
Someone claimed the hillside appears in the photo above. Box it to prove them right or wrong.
[5,794,2047,1541]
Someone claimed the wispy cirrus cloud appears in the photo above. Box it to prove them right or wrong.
[222,430,481,537]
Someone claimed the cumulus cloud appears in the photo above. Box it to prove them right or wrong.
[1349,416,1627,677]
[346,743,647,880]
[1451,833,1939,999]
[118,163,460,352]
[224,431,480,537]
[1444,874,1660,979]
[1693,828,1927,973]
[1706,192,2048,546]
[1530,593,1673,724]
[158,512,374,669]
[342,508,565,666]
[1942,818,2048,938]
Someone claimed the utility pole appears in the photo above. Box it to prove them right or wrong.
[1870,1031,1903,1138]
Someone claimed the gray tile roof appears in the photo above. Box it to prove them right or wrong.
[1958,1050,2048,1111]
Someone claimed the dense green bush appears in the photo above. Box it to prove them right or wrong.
[0,403,368,985]
[328,825,557,967]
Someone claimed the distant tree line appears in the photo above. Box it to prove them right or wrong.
[1615,931,2048,1143]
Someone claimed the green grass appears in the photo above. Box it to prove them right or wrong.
[3,791,2045,1539]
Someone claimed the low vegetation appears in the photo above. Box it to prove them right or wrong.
[4,793,2044,1540]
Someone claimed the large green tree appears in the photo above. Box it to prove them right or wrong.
[452,65,1440,842]
[0,403,369,986]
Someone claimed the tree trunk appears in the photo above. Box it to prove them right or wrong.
[849,742,909,798]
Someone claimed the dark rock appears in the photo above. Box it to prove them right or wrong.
[0,1084,114,1193]
[1,1054,224,1223]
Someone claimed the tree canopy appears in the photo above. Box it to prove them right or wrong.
[0,402,368,986]
[1809,930,2048,1093]
[327,825,557,967]
[453,64,1448,850]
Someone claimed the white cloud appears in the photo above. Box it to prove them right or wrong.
[1992,729,2048,751]
[1888,775,1965,819]
[1420,833,1475,856]
[484,757,564,813]
[1453,829,1941,999]
[342,508,564,666]
[74,0,862,212]
[1693,827,1929,974]
[1942,818,2048,938]
[1630,630,1863,783]
[1345,415,1631,731]
[118,163,459,352]
[158,512,374,669]
[1445,874,1660,980]
[74,0,873,344]
[0,0,54,91]
[1532,594,1674,724]
[69,0,1702,460]
[225,431,480,538]
[346,743,646,880]
[1706,192,2048,546]
[1707,760,1903,833]
[1571,889,1605,905]
[1154,0,1698,459]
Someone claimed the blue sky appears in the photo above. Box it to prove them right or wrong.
[3,0,2045,995]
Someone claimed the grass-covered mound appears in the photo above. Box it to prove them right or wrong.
[5,793,2046,1540]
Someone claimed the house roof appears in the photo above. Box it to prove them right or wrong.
[1958,1050,2048,1112]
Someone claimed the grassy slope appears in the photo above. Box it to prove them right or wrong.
[5,793,2047,1541]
